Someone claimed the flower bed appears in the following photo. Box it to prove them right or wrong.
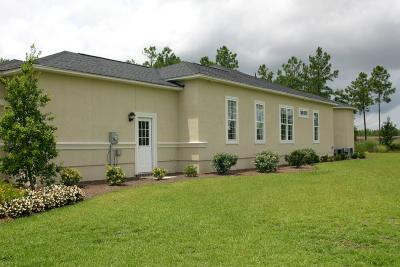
[0,185,85,219]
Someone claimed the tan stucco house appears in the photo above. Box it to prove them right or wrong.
[0,51,355,181]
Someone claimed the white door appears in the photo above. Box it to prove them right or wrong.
[136,118,153,174]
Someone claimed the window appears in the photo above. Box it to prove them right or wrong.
[226,96,238,143]
[280,105,294,142]
[255,101,265,143]
[313,111,320,143]
[299,108,309,118]
[138,120,150,146]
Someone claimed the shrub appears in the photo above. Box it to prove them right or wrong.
[106,166,126,185]
[381,117,397,148]
[334,153,347,161]
[320,155,329,162]
[285,150,305,168]
[0,180,26,205]
[184,165,198,177]
[254,151,280,173]
[0,185,85,218]
[60,167,82,186]
[351,152,358,159]
[212,153,238,175]
[392,140,400,151]
[376,144,389,153]
[358,151,366,159]
[153,167,168,180]
[300,148,320,164]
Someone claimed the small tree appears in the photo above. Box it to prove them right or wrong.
[0,46,58,189]
[303,47,339,98]
[369,65,396,143]
[215,45,239,70]
[275,56,306,91]
[153,47,181,68]
[345,72,374,141]
[0,58,10,64]
[200,56,214,67]
[257,64,274,82]
[381,117,397,148]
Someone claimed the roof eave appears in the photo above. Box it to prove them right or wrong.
[0,65,182,91]
[167,74,338,106]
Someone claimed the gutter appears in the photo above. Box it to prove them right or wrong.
[0,65,182,91]
[333,106,357,111]
[166,74,338,106]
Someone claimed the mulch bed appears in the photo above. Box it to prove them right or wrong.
[82,165,315,199]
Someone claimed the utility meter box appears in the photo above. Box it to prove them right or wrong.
[109,132,119,144]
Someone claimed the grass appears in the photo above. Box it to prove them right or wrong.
[1,153,400,266]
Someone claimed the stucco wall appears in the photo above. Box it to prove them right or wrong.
[180,79,336,173]
[0,71,355,180]
[40,72,180,180]
[333,108,355,149]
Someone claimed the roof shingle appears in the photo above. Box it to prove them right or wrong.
[0,51,352,107]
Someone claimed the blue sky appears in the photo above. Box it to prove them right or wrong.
[0,0,399,129]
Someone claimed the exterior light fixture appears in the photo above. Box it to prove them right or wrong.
[128,112,136,122]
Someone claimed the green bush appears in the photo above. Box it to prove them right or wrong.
[392,140,400,151]
[0,180,26,205]
[376,144,389,153]
[358,151,366,159]
[381,117,397,148]
[285,150,305,168]
[212,153,238,175]
[60,167,82,186]
[355,140,379,153]
[320,155,329,162]
[184,165,198,177]
[153,167,168,180]
[352,151,366,159]
[334,154,347,161]
[300,148,320,164]
[106,166,126,185]
[254,151,280,173]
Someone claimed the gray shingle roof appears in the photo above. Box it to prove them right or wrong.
[159,62,339,105]
[0,51,352,107]
[0,59,23,71]
[0,51,180,88]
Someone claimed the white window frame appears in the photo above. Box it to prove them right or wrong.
[299,107,309,118]
[254,100,266,144]
[225,96,239,144]
[313,110,320,143]
[279,105,295,143]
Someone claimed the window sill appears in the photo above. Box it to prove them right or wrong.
[226,140,239,145]
[255,141,266,145]
[280,140,295,144]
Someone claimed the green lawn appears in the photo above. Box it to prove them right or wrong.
[1,154,399,266]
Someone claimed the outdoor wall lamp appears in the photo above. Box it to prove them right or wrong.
[128,112,136,122]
